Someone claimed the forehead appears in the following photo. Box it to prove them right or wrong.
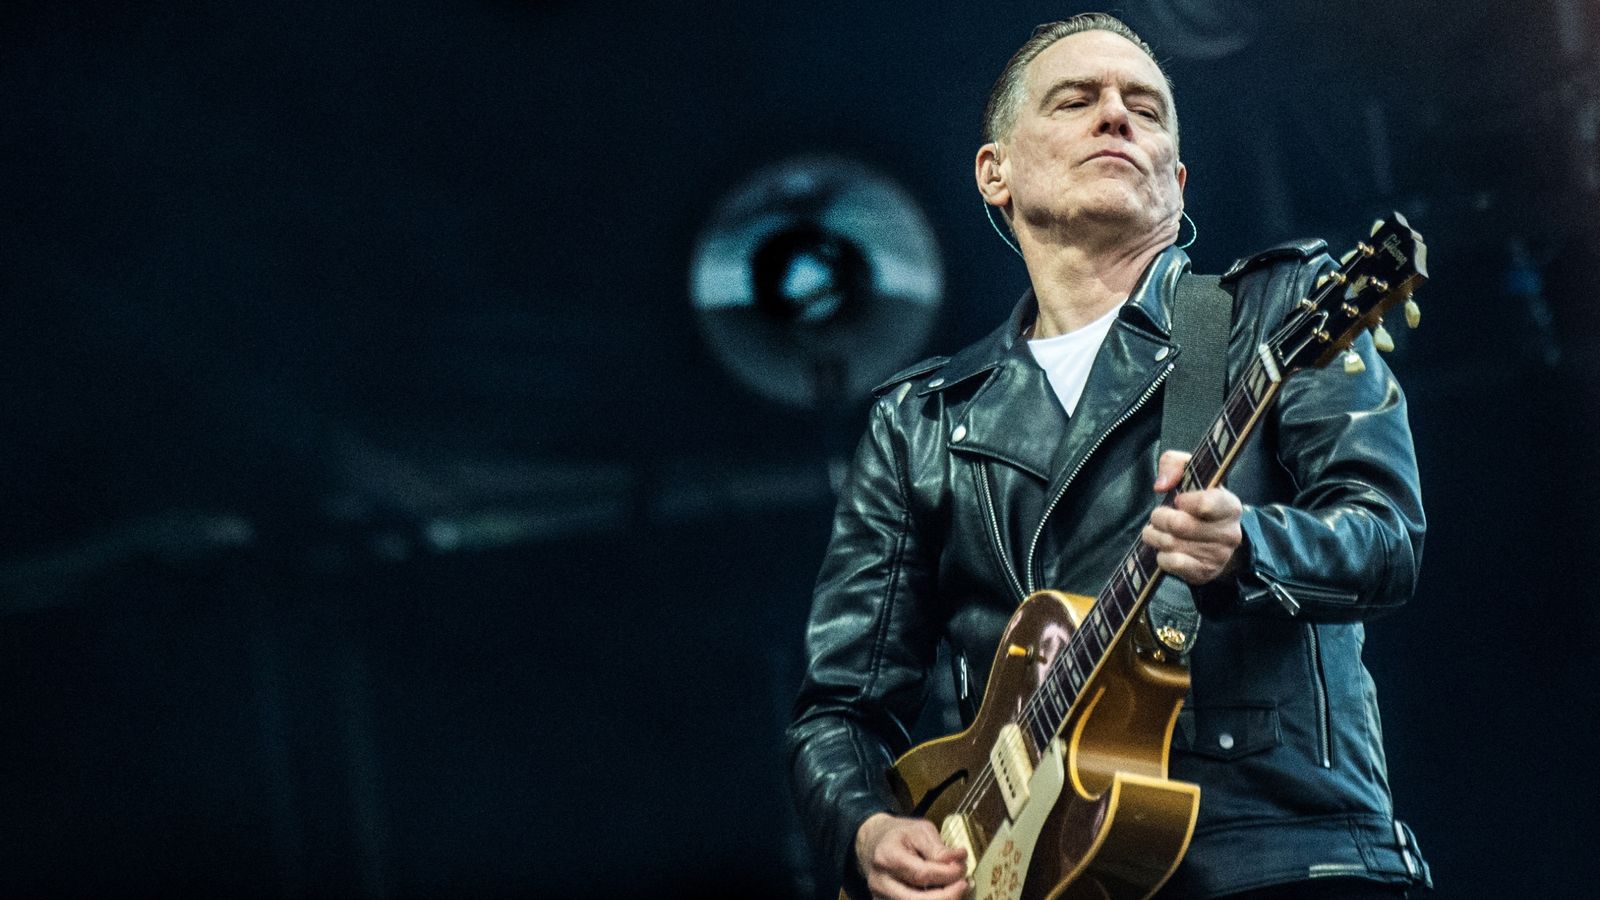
[1024,30,1171,102]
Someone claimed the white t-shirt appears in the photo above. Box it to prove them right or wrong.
[1026,302,1122,416]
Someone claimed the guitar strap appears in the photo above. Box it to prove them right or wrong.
[1148,271,1233,656]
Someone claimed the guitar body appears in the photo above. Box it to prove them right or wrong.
[849,590,1199,900]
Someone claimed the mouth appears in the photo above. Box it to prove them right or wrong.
[1085,150,1140,171]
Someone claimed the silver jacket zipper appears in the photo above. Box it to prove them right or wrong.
[1024,362,1174,593]
[1303,619,1333,768]
[980,462,1026,601]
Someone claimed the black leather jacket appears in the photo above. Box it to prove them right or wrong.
[787,243,1432,898]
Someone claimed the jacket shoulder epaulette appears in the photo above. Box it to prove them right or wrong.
[871,355,950,397]
[1221,238,1330,281]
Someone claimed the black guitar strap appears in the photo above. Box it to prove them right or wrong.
[1147,271,1233,656]
[1163,272,1232,457]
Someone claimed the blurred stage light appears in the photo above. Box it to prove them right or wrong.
[690,156,943,409]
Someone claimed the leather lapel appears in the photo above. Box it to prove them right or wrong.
[1041,314,1175,504]
[1040,244,1188,498]
[936,291,1060,483]
[946,353,1062,483]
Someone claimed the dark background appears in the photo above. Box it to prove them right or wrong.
[3,1,1597,896]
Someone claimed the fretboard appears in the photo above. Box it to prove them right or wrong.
[1018,349,1287,752]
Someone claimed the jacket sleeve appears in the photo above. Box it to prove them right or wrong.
[1200,255,1426,622]
[786,391,944,896]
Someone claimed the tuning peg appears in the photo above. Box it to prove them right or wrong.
[1370,218,1385,236]
[1404,299,1421,328]
[1342,350,1366,374]
[1372,323,1395,352]
[1340,248,1358,264]
[1317,273,1329,288]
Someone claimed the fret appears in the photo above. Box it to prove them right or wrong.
[1133,544,1160,587]
[1122,554,1146,594]
[1072,637,1097,678]
[1031,708,1052,749]
[1242,358,1277,404]
[1225,384,1258,429]
[1064,654,1085,693]
[1221,404,1241,440]
[1187,442,1220,487]
[1208,415,1236,460]
[1093,610,1113,647]
[1046,672,1068,720]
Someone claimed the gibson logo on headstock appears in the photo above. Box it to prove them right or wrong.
[1381,233,1407,266]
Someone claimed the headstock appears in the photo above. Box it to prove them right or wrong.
[1268,212,1428,374]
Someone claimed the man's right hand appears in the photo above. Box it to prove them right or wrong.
[854,812,969,899]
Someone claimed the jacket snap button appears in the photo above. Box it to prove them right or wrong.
[951,425,967,442]
[1217,732,1235,750]
[1155,347,1171,361]
[928,377,945,388]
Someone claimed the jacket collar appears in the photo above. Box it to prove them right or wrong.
[1122,243,1192,337]
[929,245,1191,483]
[921,243,1192,398]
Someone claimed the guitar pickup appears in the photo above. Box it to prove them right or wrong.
[939,813,979,883]
[990,723,1034,820]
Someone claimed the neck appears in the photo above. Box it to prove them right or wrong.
[1017,220,1176,339]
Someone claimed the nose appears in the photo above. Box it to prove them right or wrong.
[1093,92,1134,140]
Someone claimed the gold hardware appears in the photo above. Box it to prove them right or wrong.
[1358,241,1375,257]
[1405,299,1421,328]
[1316,329,1331,343]
[1298,298,1315,311]
[1370,278,1389,294]
[1326,271,1347,285]
[1155,625,1187,650]
[1341,303,1359,317]
[1007,644,1031,659]
[1343,350,1366,375]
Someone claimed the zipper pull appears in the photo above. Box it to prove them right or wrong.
[1267,579,1301,616]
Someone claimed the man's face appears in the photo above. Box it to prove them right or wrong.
[998,30,1186,237]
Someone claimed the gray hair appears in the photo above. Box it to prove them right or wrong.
[982,13,1179,151]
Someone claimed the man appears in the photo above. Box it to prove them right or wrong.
[787,13,1431,900]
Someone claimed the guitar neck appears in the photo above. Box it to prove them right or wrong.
[1022,350,1287,750]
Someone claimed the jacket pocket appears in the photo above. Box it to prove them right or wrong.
[1247,570,1359,614]
[1176,703,1282,761]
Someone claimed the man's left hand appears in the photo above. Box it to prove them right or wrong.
[1142,449,1244,585]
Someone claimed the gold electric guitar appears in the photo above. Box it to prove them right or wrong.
[847,214,1428,900]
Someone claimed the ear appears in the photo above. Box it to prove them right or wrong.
[974,142,1010,211]
[1175,160,1188,197]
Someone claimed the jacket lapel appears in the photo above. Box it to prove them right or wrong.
[1040,318,1174,502]
[1040,246,1187,505]
[933,292,1060,483]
